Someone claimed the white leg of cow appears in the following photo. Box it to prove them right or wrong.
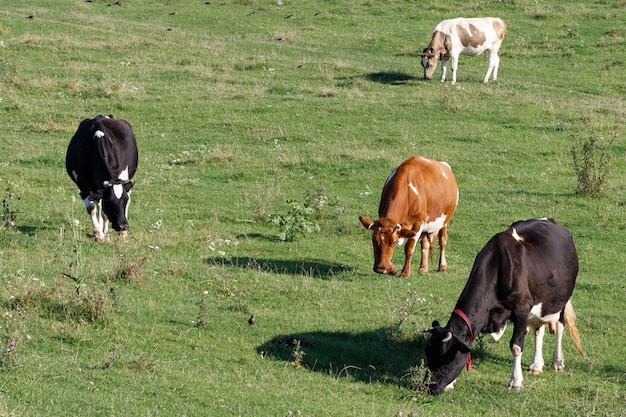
[84,197,105,242]
[484,49,500,83]
[440,60,448,82]
[509,344,524,391]
[552,320,565,371]
[449,55,459,84]
[102,214,110,240]
[529,325,545,374]
[418,234,430,274]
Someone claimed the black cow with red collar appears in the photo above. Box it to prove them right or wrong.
[423,218,585,394]
[66,115,138,241]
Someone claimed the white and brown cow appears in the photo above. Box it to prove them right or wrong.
[420,17,506,84]
[359,156,458,277]
[66,115,138,242]
[424,219,585,394]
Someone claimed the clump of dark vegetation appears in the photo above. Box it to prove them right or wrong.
[1,187,19,231]
[402,359,432,396]
[571,136,612,197]
[113,243,156,281]
[270,186,327,241]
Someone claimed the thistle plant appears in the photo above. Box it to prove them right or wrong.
[1,187,19,231]
[571,136,612,197]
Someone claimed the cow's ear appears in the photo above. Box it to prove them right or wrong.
[124,180,135,192]
[90,190,104,201]
[456,339,471,353]
[432,320,440,328]
[398,228,418,239]
[359,216,374,230]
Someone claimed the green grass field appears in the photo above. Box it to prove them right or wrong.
[1,1,625,416]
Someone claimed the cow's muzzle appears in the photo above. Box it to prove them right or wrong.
[374,264,396,275]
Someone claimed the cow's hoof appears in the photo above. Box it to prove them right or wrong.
[508,383,523,392]
[528,364,543,375]
[552,363,565,372]
[438,265,448,272]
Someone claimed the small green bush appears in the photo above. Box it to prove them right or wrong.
[571,136,612,197]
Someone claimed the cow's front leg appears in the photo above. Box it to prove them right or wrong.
[450,55,459,84]
[401,236,418,277]
[508,316,528,391]
[529,325,545,374]
[84,197,105,242]
[440,60,448,82]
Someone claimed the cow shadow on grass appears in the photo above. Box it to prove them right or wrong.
[363,71,420,85]
[206,256,355,280]
[257,328,429,388]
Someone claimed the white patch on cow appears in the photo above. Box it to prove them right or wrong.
[444,379,457,392]
[118,167,130,181]
[511,228,523,242]
[113,184,123,199]
[408,182,419,196]
[384,168,398,185]
[421,213,447,234]
[440,169,449,180]
[528,303,561,328]
[397,238,405,246]
[71,169,79,181]
[94,130,105,139]
[490,322,508,341]
[419,157,432,164]
[413,224,424,240]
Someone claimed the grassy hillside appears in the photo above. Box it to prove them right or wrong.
[1,1,624,416]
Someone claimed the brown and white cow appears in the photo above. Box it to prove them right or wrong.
[420,17,506,84]
[359,156,458,277]
[423,219,585,395]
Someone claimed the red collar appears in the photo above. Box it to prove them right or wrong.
[453,308,474,371]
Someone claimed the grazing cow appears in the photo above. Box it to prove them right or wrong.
[66,115,138,241]
[420,17,506,84]
[359,156,458,277]
[423,219,585,395]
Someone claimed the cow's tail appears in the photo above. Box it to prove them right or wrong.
[564,299,585,358]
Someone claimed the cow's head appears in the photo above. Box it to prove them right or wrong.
[359,216,417,275]
[420,47,439,80]
[100,179,134,234]
[423,321,471,395]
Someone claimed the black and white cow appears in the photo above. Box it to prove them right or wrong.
[66,115,138,241]
[423,219,584,394]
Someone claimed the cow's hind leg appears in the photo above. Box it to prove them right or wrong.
[437,225,449,272]
[552,319,565,371]
[529,325,545,374]
[416,234,429,274]
[484,48,501,83]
